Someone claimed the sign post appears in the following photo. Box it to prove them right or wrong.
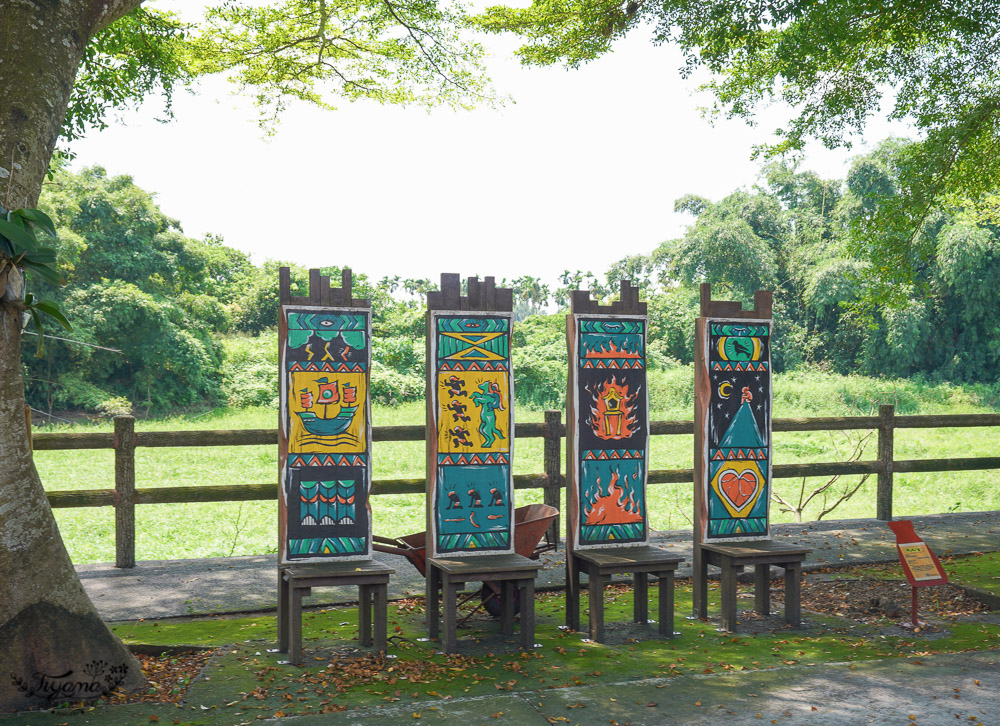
[887,519,948,629]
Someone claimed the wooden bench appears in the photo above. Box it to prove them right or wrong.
[567,545,684,643]
[695,541,811,632]
[427,553,540,653]
[277,559,394,665]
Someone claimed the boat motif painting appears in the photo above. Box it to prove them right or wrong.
[704,321,772,540]
[430,313,514,555]
[280,307,372,561]
[572,317,649,548]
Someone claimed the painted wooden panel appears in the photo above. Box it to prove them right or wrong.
[569,315,649,549]
[428,312,514,556]
[701,319,772,541]
[279,306,372,562]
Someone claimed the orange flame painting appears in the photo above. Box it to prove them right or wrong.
[583,469,643,525]
[588,377,638,440]
[583,339,642,360]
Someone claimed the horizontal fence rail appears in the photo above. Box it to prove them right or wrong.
[32,405,1000,567]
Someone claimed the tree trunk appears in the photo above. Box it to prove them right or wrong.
[0,0,145,712]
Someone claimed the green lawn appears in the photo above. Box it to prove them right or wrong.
[31,371,1000,564]
[100,567,1000,719]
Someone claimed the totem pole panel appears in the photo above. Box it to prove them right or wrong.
[702,320,772,541]
[279,307,372,562]
[429,312,514,556]
[571,315,649,549]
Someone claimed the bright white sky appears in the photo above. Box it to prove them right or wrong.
[69,5,909,289]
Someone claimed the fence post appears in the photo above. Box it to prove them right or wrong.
[876,404,895,521]
[543,409,563,546]
[114,415,136,568]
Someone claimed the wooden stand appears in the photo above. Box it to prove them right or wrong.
[692,284,811,632]
[425,275,539,653]
[427,554,539,653]
[567,545,681,642]
[277,559,394,665]
[565,283,681,643]
[696,541,809,632]
[277,269,392,663]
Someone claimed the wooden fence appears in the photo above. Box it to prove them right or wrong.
[32,404,1000,568]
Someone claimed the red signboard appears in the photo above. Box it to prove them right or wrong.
[888,520,947,588]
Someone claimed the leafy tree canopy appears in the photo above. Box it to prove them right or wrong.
[67,0,494,144]
[475,0,1000,300]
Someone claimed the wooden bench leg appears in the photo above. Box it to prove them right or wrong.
[374,583,388,652]
[566,554,581,631]
[784,563,802,627]
[427,564,440,642]
[588,568,605,643]
[277,569,289,653]
[519,578,535,650]
[694,547,708,619]
[720,556,738,632]
[633,571,648,623]
[658,570,675,637]
[755,564,771,615]
[289,585,305,666]
[500,581,515,637]
[359,584,373,647]
[443,576,459,654]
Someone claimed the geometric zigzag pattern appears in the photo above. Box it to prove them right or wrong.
[438,360,508,371]
[437,531,510,552]
[581,522,644,543]
[709,517,767,536]
[712,448,768,461]
[712,361,769,372]
[438,453,509,465]
[581,359,644,370]
[291,454,366,467]
[288,361,366,373]
[288,536,367,555]
[582,449,644,461]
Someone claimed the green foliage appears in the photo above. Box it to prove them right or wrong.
[220,334,279,409]
[63,280,224,408]
[66,7,195,142]
[30,150,1000,416]
[477,0,1000,299]
[0,202,71,356]
[511,314,566,409]
[370,361,425,405]
[24,166,251,412]
[189,0,495,128]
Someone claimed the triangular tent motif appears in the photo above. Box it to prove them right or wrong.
[719,402,766,449]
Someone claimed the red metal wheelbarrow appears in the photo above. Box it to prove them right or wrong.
[373,503,559,619]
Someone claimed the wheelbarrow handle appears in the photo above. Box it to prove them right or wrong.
[372,541,412,558]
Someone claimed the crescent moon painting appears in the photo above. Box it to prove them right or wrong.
[718,382,732,399]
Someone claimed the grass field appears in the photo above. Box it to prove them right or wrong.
[31,369,1000,564]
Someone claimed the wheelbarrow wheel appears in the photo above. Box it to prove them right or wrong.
[479,582,519,617]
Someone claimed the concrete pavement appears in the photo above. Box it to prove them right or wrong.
[77,511,1000,622]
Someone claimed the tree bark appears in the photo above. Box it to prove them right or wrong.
[0,0,145,711]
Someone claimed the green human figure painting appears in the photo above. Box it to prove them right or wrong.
[430,313,514,555]
[704,322,772,539]
[280,307,372,561]
[572,317,649,547]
